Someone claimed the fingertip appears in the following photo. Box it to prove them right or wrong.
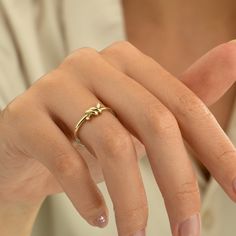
[93,212,108,228]
[87,208,109,228]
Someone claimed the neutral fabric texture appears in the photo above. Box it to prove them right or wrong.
[0,0,236,235]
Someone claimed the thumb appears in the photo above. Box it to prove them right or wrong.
[180,40,236,106]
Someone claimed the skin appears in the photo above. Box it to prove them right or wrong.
[1,2,236,236]
[1,41,236,236]
[123,0,236,178]
[123,0,236,74]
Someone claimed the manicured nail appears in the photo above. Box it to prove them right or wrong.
[93,213,107,228]
[179,214,200,236]
[130,229,146,236]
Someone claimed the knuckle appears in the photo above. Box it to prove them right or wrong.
[177,93,212,120]
[100,126,134,158]
[32,70,59,91]
[145,102,178,135]
[215,149,236,164]
[1,98,22,124]
[30,70,66,101]
[32,69,85,101]
[110,40,136,51]
[116,202,148,218]
[0,93,44,148]
[101,41,144,71]
[53,151,84,176]
[62,47,99,68]
[174,181,200,202]
[1,94,31,127]
[102,40,139,58]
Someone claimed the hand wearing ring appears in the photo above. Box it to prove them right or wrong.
[1,41,236,236]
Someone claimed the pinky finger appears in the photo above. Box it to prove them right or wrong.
[27,112,108,228]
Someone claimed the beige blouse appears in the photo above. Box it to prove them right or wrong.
[0,0,236,235]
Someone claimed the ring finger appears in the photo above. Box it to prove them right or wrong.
[56,50,201,236]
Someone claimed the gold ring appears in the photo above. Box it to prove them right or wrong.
[74,103,114,145]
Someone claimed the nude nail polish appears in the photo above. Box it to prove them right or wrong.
[93,213,107,228]
[179,214,201,236]
[130,229,146,236]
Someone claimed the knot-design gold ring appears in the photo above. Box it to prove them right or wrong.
[74,103,114,145]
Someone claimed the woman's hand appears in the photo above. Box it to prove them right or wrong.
[1,40,236,236]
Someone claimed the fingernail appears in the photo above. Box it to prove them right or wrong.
[93,213,107,228]
[179,214,201,236]
[130,229,146,236]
